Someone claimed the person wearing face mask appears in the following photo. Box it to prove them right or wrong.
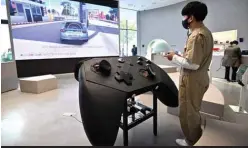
[165,1,213,146]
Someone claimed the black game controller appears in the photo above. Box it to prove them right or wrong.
[75,56,178,146]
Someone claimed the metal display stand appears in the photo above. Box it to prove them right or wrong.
[119,92,157,146]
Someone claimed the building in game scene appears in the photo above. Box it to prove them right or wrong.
[9,0,49,24]
[87,9,99,19]
[79,3,88,27]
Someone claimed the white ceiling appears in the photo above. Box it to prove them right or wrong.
[119,0,186,11]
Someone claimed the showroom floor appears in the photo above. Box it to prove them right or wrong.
[1,74,243,146]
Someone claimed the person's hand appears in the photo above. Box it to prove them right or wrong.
[164,51,175,61]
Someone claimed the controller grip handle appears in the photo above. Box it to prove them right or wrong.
[74,58,92,81]
[74,61,84,81]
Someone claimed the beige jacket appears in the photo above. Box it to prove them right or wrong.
[222,45,242,67]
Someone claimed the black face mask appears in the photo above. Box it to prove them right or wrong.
[182,18,190,29]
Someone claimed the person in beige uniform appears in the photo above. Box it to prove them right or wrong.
[165,1,213,146]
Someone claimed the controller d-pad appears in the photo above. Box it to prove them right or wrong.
[115,71,133,86]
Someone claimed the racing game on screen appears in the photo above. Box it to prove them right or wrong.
[9,0,119,60]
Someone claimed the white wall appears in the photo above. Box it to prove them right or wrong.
[138,0,248,57]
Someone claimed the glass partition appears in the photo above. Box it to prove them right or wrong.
[127,30,137,56]
[1,0,8,20]
[120,8,137,56]
[120,29,127,56]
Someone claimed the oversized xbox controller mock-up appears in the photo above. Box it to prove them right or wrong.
[74,56,178,146]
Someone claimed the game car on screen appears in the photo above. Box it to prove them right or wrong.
[60,21,89,43]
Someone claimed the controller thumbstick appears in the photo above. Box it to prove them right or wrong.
[99,60,111,76]
[118,58,125,63]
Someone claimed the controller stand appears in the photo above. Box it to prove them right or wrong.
[120,92,157,146]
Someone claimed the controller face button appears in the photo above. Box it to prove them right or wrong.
[141,71,149,77]
[138,57,143,61]
[146,60,151,64]
[137,61,143,65]
[118,58,125,63]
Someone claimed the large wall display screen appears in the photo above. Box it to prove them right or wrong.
[9,0,119,60]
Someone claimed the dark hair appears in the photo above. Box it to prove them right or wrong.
[182,1,208,21]
[230,41,233,45]
[232,40,239,45]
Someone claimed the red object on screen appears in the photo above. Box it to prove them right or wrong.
[213,48,220,51]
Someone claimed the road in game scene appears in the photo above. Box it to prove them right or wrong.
[11,20,119,44]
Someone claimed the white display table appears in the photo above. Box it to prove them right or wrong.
[151,52,248,79]
[167,73,224,119]
[150,54,224,118]
[19,75,57,94]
